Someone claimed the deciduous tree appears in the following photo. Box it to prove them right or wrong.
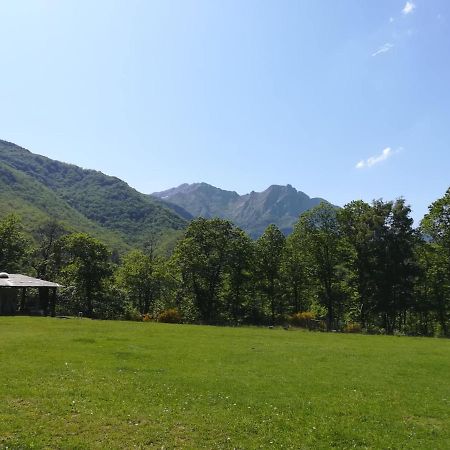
[60,233,111,317]
[293,203,353,330]
[0,214,28,273]
[255,224,286,324]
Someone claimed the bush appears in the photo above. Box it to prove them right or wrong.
[123,304,142,322]
[343,322,362,333]
[157,308,183,324]
[289,311,316,329]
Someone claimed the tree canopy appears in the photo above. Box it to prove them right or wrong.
[3,188,450,337]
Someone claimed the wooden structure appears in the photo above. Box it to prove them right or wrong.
[0,273,60,316]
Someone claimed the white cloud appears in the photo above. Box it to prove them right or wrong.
[355,147,394,169]
[372,43,394,57]
[389,17,395,23]
[402,1,415,15]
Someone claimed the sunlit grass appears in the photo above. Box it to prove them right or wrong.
[0,317,449,449]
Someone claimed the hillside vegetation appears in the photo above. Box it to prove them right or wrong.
[1,317,448,449]
[153,182,327,237]
[2,193,449,336]
[0,139,329,248]
[0,160,130,252]
[1,139,448,336]
[0,140,187,252]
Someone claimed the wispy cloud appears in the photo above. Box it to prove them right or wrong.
[402,1,416,15]
[356,147,394,169]
[371,43,394,57]
[372,3,415,59]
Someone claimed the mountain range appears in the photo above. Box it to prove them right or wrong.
[152,182,327,237]
[0,139,330,251]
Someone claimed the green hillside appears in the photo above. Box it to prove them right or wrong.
[153,182,327,237]
[0,140,187,252]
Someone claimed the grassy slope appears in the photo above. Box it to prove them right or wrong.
[0,161,131,252]
[0,318,449,449]
[0,140,187,251]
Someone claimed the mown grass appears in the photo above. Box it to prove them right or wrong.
[0,318,449,449]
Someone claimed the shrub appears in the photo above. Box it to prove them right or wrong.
[158,308,183,324]
[142,313,153,322]
[343,322,362,333]
[289,311,316,329]
[123,304,142,322]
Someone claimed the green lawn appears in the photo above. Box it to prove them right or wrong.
[0,318,449,449]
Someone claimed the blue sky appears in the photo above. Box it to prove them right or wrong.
[0,1,449,221]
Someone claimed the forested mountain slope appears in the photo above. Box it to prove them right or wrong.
[0,140,187,251]
[0,139,330,249]
[153,182,328,237]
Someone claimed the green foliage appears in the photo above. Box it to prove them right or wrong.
[293,203,354,330]
[415,243,449,336]
[420,189,450,336]
[221,228,254,323]
[0,140,187,253]
[421,187,450,247]
[339,199,419,333]
[282,226,309,314]
[153,182,327,238]
[173,218,246,323]
[31,220,68,280]
[59,233,112,317]
[255,224,286,324]
[116,250,155,314]
[1,138,448,336]
[339,200,377,326]
[376,199,418,331]
[115,249,174,315]
[122,303,143,321]
[0,158,130,253]
[0,214,29,272]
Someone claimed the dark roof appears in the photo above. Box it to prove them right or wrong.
[0,273,60,288]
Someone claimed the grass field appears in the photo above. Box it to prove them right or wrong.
[0,318,449,449]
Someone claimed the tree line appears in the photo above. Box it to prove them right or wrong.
[1,189,449,336]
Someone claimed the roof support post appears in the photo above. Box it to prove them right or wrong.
[39,287,50,316]
[19,287,26,313]
[50,287,57,317]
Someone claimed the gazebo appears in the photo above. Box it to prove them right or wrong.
[0,272,60,316]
